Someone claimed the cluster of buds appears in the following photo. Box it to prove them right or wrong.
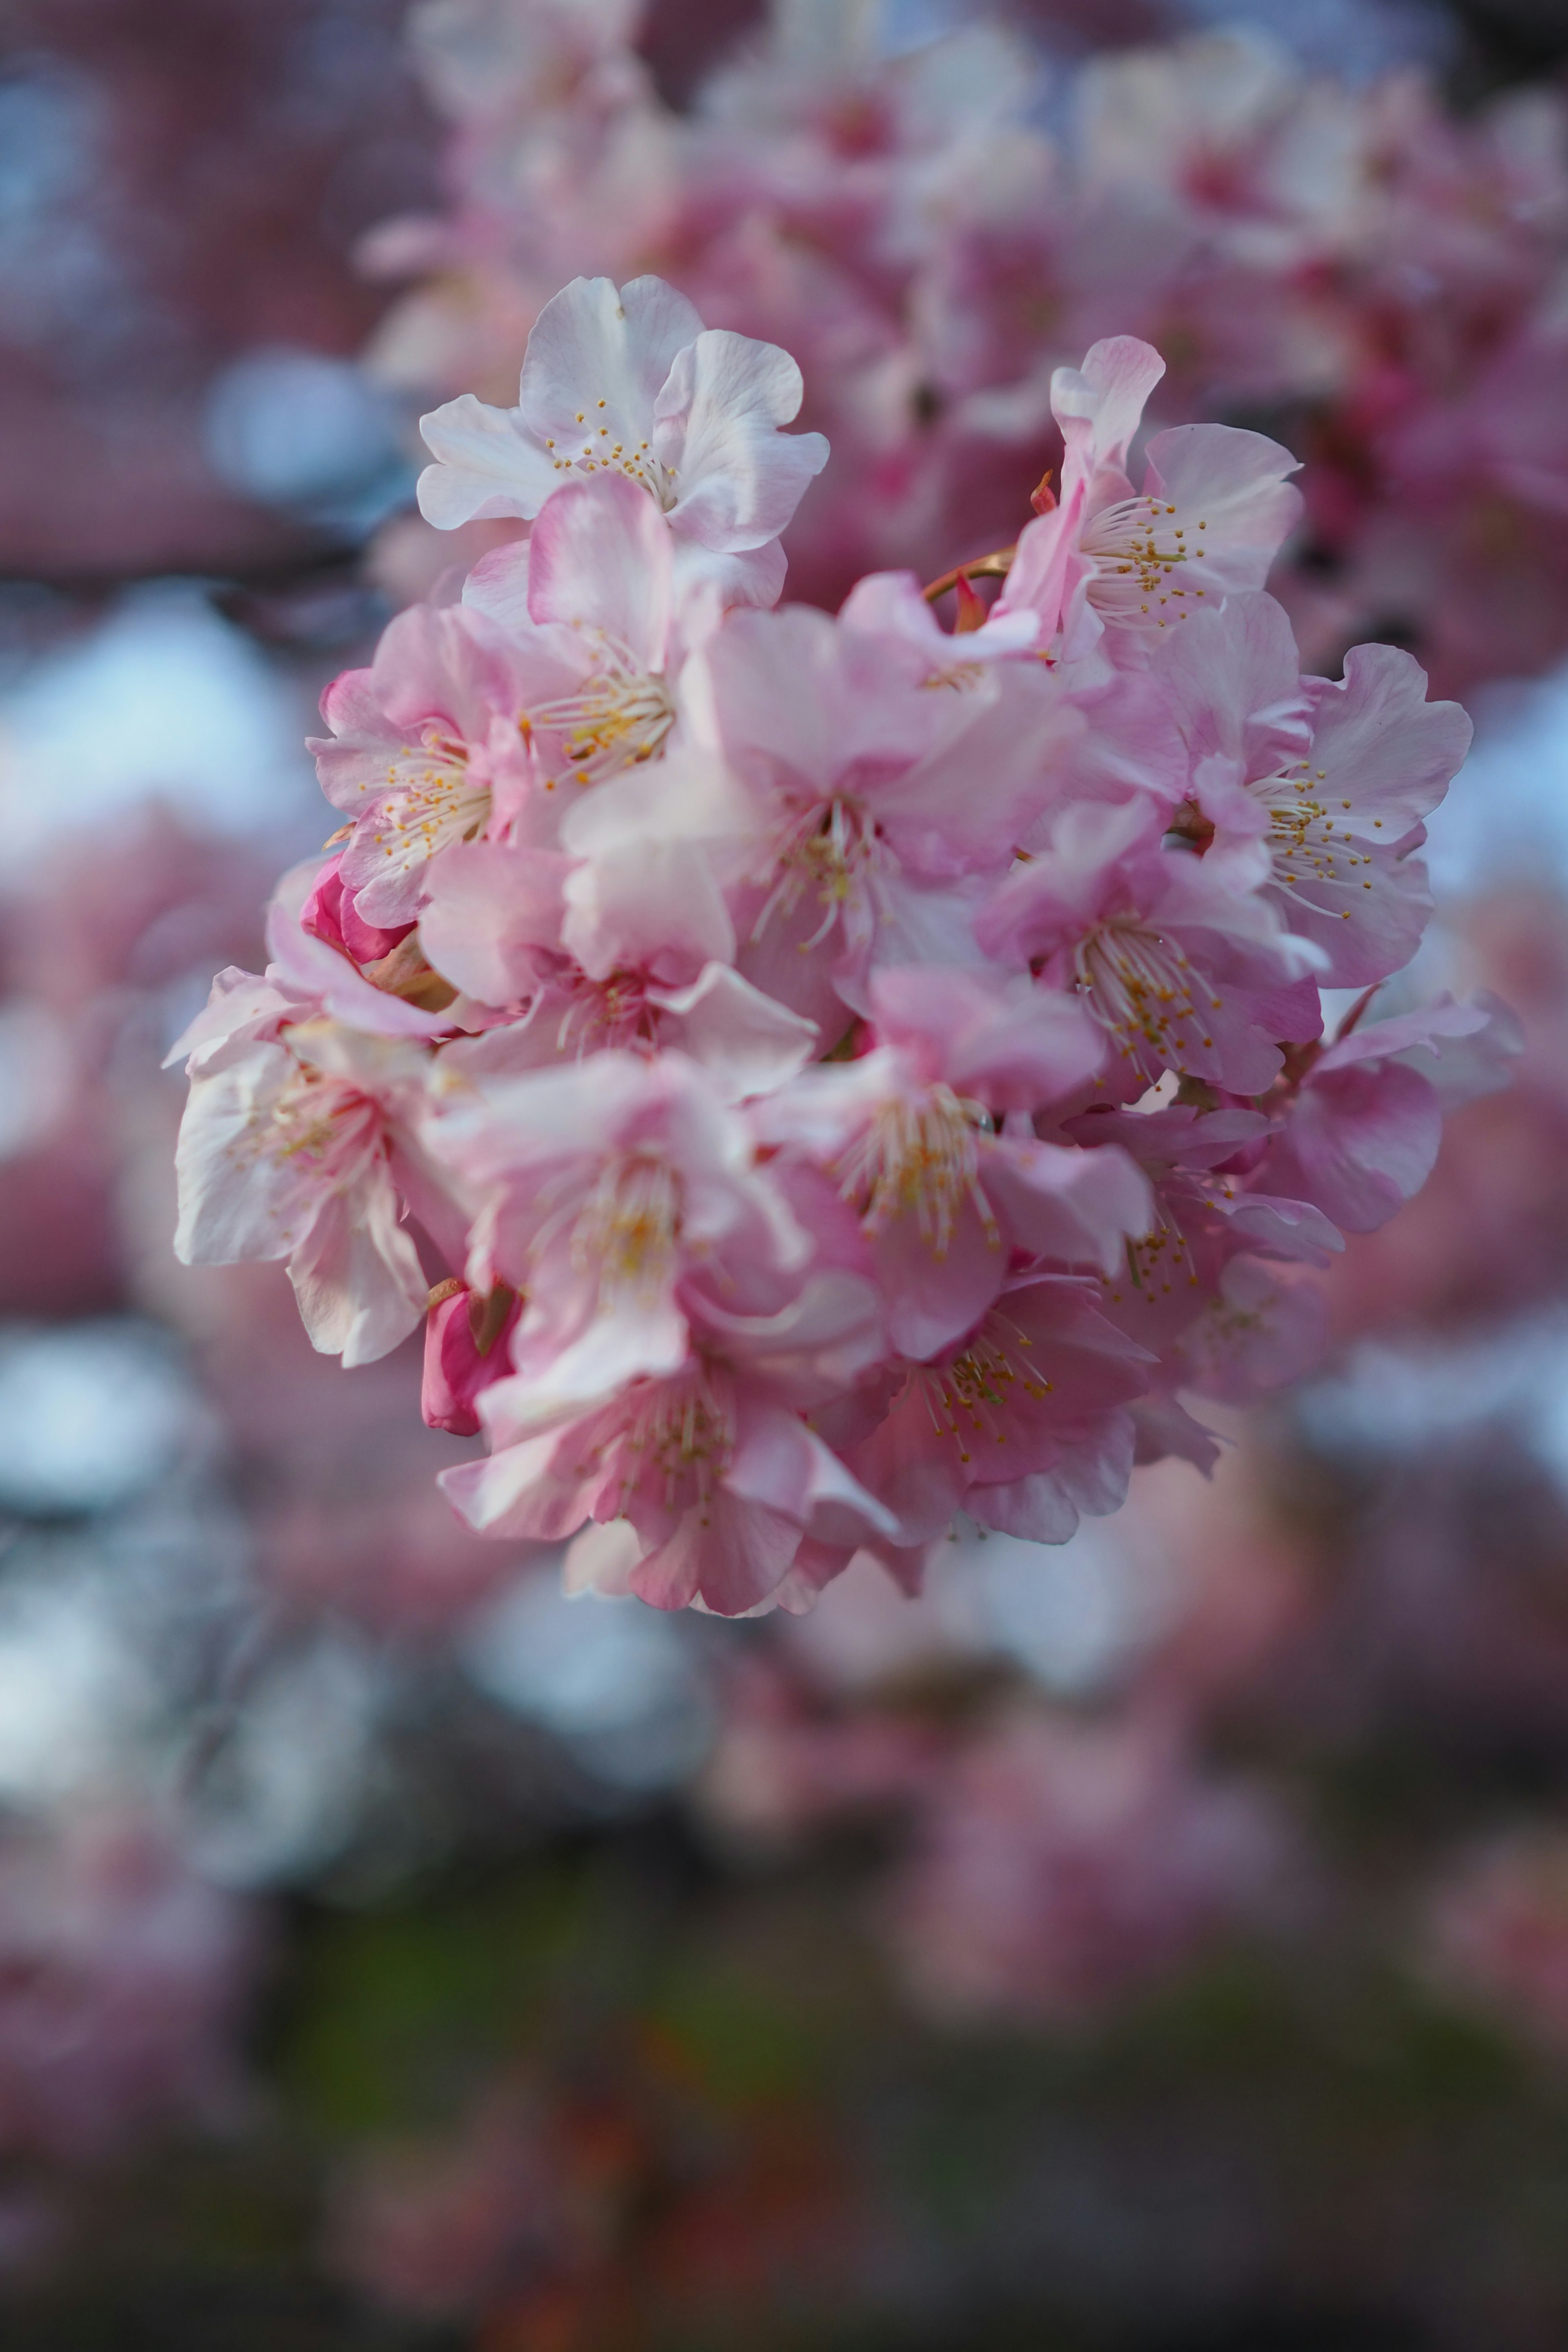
[171,276,1511,1618]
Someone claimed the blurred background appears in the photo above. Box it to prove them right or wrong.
[7,0,1568,2343]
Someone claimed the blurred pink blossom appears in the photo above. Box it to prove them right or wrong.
[885,1707,1292,2024]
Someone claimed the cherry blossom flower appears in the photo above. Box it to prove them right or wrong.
[460,470,700,802]
[1070,1099,1342,1383]
[1150,594,1472,988]
[995,336,1302,662]
[416,273,829,599]
[310,602,535,929]
[753,965,1151,1359]
[704,601,1082,1036]
[169,893,471,1369]
[1174,1253,1329,1405]
[978,798,1323,1096]
[172,991,439,1368]
[843,1274,1152,1556]
[427,1047,823,1424]
[436,952,818,1100]
[318,469,719,960]
[442,1279,893,1617]
[1257,994,1521,1235]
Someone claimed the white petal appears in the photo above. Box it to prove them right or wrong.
[417,392,560,526]
[654,330,829,552]
[286,1172,428,1365]
[174,1042,318,1267]
[517,273,703,469]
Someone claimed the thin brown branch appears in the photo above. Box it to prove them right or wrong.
[921,545,1018,604]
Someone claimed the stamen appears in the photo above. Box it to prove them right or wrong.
[1074,918,1217,1079]
[1080,494,1208,628]
[750,797,895,948]
[835,1085,999,1257]
[550,972,662,1060]
[1250,767,1377,919]
[233,1051,383,1201]
[548,403,676,508]
[530,637,675,789]
[913,1311,1054,1464]
[570,1365,737,1528]
[570,1152,681,1309]
[361,725,491,878]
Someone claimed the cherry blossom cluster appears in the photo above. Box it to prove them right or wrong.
[172,273,1511,1618]
[0,1811,255,2166]
[368,0,1568,695]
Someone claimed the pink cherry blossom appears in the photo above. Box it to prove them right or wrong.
[1257,993,1522,1235]
[996,335,1302,662]
[443,1279,892,1617]
[1174,1253,1329,1405]
[979,797,1323,1096]
[753,965,1150,1360]
[461,469,699,802]
[437,951,817,1101]
[427,1047,822,1425]
[417,273,829,599]
[169,951,465,1368]
[704,601,1082,1035]
[1071,1098,1342,1375]
[1150,594,1472,988]
[843,1274,1152,1556]
[310,602,535,928]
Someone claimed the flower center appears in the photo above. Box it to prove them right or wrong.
[922,658,987,692]
[834,1085,999,1258]
[1102,1220,1200,1307]
[1074,920,1220,1080]
[530,648,676,790]
[915,1312,1053,1464]
[1082,494,1209,626]
[548,971,661,1059]
[572,1365,736,1527]
[542,408,677,509]
[1252,762,1378,918]
[570,1151,682,1308]
[631,1371,733,1520]
[752,797,893,949]
[251,1056,383,1189]
[368,726,491,872]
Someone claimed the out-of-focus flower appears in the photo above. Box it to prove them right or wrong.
[885,1707,1291,2024]
[366,5,1568,693]
[0,1809,257,2164]
[331,2049,860,2335]
[1426,1828,1568,2057]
